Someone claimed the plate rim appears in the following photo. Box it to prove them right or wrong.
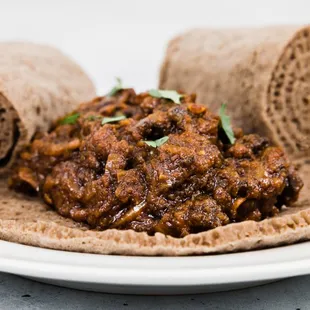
[1,240,310,286]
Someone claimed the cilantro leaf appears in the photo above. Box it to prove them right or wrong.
[219,104,235,144]
[149,89,183,104]
[144,136,169,148]
[106,77,123,97]
[101,115,126,125]
[59,113,80,125]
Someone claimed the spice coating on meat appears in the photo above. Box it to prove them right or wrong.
[10,89,303,237]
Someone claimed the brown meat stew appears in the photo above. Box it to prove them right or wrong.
[10,89,303,237]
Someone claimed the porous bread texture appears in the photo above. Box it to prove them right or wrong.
[159,25,310,166]
[0,42,96,173]
[0,180,309,256]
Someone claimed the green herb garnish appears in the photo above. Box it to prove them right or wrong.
[144,136,169,148]
[149,89,183,104]
[59,113,80,125]
[87,115,102,121]
[106,77,123,97]
[101,115,126,125]
[219,104,235,144]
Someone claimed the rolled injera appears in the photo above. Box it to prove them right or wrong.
[0,42,96,174]
[159,25,310,199]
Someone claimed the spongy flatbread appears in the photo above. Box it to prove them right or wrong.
[159,25,310,166]
[0,179,309,256]
[0,42,96,173]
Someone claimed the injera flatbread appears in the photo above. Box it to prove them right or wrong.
[0,179,309,256]
[159,25,310,169]
[0,42,96,173]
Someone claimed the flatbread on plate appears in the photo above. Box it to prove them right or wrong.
[0,179,309,256]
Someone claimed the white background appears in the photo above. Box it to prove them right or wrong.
[1,0,309,93]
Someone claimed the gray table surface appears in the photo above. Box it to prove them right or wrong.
[0,272,308,310]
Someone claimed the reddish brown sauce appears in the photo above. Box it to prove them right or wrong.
[10,89,303,237]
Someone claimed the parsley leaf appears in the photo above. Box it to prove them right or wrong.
[149,89,183,104]
[101,115,126,125]
[59,113,80,125]
[144,136,169,148]
[106,77,123,97]
[219,104,235,144]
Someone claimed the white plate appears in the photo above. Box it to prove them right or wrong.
[1,240,310,295]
